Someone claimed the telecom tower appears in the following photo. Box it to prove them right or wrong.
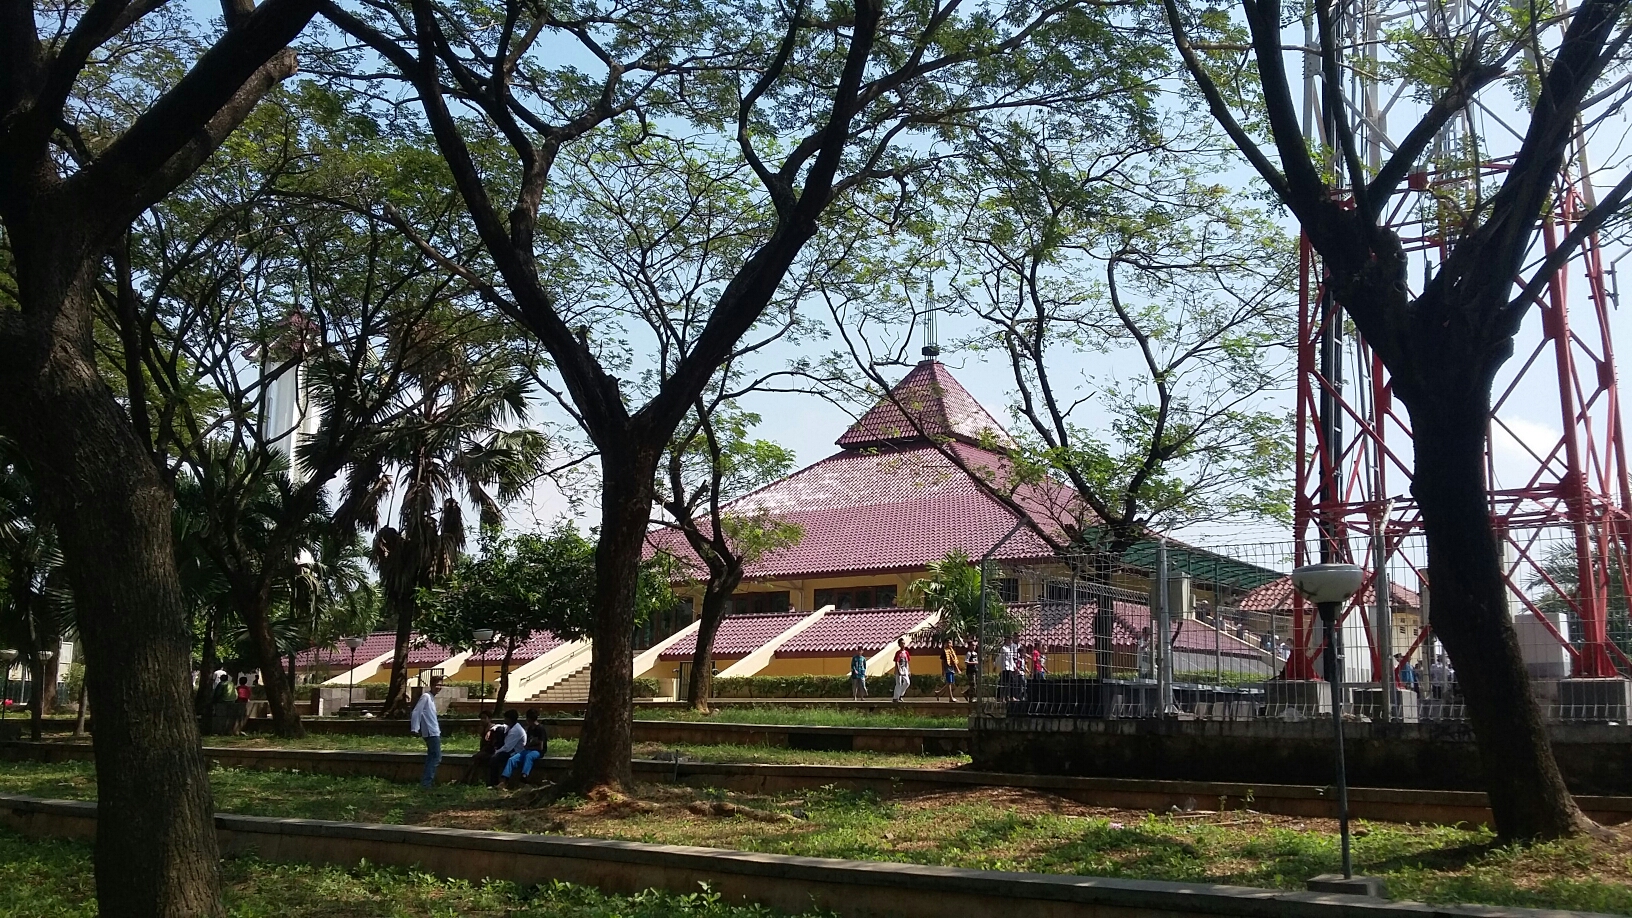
[1290,0,1632,685]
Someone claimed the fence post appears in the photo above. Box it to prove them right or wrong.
[1374,520,1393,722]
[1070,566,1079,677]
[1157,538,1173,715]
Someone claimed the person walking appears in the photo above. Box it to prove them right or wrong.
[998,635,1019,700]
[962,644,980,700]
[935,640,960,701]
[849,646,868,700]
[488,709,525,787]
[1391,653,1415,710]
[891,638,912,703]
[409,675,444,789]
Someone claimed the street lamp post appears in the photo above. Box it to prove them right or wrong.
[0,650,16,721]
[345,636,364,709]
[1291,563,1368,891]
[473,629,495,715]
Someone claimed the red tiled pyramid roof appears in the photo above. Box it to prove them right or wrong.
[659,612,807,660]
[837,360,1019,451]
[652,441,1080,580]
[647,361,1090,583]
[1237,576,1421,613]
[776,607,933,655]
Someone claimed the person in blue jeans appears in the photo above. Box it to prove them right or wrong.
[502,730,547,785]
[409,676,444,788]
[849,646,868,699]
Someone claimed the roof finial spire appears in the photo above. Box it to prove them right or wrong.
[921,276,940,359]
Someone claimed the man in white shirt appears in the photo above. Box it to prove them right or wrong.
[998,637,1019,701]
[488,708,526,787]
[409,676,444,788]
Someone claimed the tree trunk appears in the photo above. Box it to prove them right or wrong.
[1411,396,1589,840]
[687,575,741,712]
[74,679,88,736]
[0,270,223,916]
[233,585,304,737]
[26,649,59,740]
[383,591,416,717]
[568,447,660,793]
[494,637,515,713]
[195,604,219,714]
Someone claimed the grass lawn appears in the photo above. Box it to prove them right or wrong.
[0,828,815,918]
[104,733,969,769]
[0,761,1627,913]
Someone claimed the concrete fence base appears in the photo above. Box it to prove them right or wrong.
[0,793,1606,918]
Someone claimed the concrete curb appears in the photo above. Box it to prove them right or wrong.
[0,793,1608,918]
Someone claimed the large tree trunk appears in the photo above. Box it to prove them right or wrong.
[74,679,89,736]
[494,637,516,713]
[0,270,223,916]
[195,604,220,714]
[568,448,661,792]
[1411,395,1589,840]
[383,591,416,717]
[27,655,47,741]
[686,574,742,712]
[233,584,304,737]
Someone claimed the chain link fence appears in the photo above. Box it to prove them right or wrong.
[969,529,1632,724]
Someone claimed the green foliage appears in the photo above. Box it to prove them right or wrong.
[710,675,945,699]
[421,524,675,653]
[904,551,1019,643]
[632,677,662,698]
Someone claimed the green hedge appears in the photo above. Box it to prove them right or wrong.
[709,674,945,699]
[632,677,661,698]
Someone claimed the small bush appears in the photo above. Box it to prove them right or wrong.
[710,674,943,699]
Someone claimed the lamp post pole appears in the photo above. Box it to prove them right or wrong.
[1318,598,1353,879]
[473,629,495,715]
[1291,563,1363,887]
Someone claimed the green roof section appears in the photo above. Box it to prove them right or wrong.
[1117,539,1285,592]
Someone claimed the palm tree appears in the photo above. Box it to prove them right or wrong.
[341,337,550,716]
[282,522,377,685]
[0,437,76,739]
[905,551,1017,645]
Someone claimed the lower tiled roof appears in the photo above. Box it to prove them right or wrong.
[1237,576,1421,613]
[660,612,806,660]
[404,641,456,666]
[775,607,932,656]
[468,632,565,664]
[1013,601,1263,659]
[293,632,397,668]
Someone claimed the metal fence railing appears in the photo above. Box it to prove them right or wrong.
[968,531,1632,724]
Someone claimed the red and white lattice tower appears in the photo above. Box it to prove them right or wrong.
[1289,0,1632,682]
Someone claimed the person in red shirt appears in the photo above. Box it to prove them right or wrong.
[234,676,251,703]
[891,638,912,703]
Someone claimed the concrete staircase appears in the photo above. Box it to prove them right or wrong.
[527,665,590,703]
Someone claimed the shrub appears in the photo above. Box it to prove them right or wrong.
[709,674,942,698]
